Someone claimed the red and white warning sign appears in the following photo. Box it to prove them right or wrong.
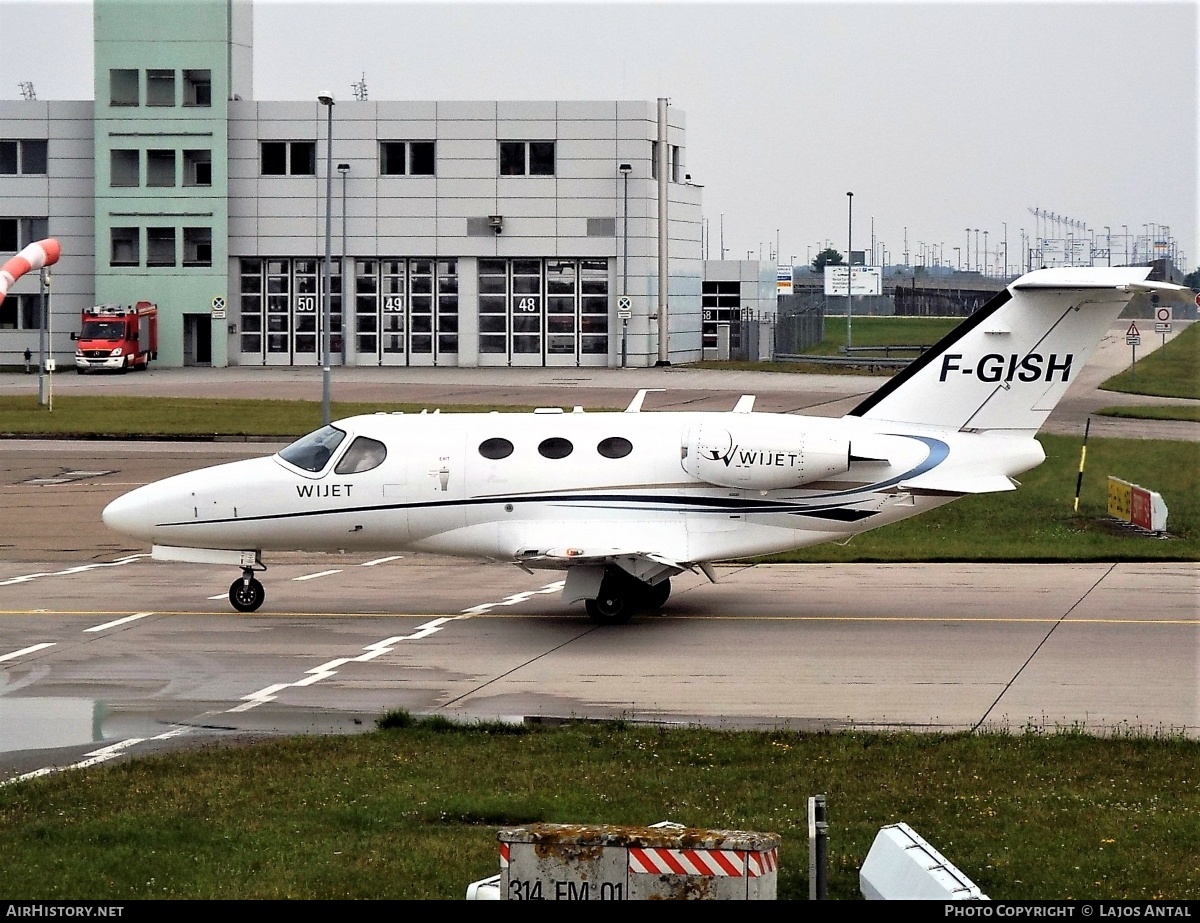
[1126,321,1140,337]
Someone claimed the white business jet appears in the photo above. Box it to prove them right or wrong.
[102,267,1186,623]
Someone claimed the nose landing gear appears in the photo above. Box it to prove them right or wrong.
[229,565,266,612]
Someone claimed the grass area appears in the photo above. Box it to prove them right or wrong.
[762,433,1200,563]
[802,315,962,357]
[688,316,962,373]
[0,720,1195,900]
[1096,405,1200,423]
[1100,322,1200,399]
[0,396,544,438]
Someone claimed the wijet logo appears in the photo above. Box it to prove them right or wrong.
[704,445,801,469]
[296,483,353,498]
[938,353,1073,384]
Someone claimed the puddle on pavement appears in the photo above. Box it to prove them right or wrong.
[0,697,117,753]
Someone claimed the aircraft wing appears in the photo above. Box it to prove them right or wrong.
[516,547,717,605]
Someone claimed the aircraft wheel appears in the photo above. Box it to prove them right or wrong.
[585,593,632,625]
[229,577,265,613]
[644,577,671,610]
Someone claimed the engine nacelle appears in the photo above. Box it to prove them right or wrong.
[682,421,851,490]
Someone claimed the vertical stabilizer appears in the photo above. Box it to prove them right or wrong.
[847,268,1169,434]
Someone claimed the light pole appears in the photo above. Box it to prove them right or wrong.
[954,246,961,271]
[846,191,853,349]
[965,228,971,271]
[618,162,632,368]
[1104,226,1111,267]
[318,91,334,427]
[983,230,989,276]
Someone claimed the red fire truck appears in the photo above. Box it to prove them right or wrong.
[73,302,158,373]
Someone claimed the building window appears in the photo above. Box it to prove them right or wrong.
[111,227,139,266]
[111,149,140,187]
[380,141,436,176]
[183,69,211,107]
[0,140,48,175]
[410,142,435,175]
[110,69,139,106]
[146,69,175,106]
[1,293,43,331]
[146,227,176,267]
[500,141,555,176]
[671,145,681,183]
[146,149,176,187]
[5,217,49,249]
[183,149,212,187]
[183,227,212,267]
[261,141,316,176]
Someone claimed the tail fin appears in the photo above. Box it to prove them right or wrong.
[846,267,1184,434]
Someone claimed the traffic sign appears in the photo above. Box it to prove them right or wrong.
[1155,323,1171,334]
[1155,306,1172,323]
[212,295,227,319]
[1126,336,1141,346]
[1125,321,1140,337]
[617,296,632,311]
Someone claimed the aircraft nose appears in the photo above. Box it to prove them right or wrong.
[102,487,157,541]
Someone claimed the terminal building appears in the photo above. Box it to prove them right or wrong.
[0,0,705,369]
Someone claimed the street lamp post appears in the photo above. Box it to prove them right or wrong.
[318,91,334,427]
[846,191,853,349]
[965,228,971,272]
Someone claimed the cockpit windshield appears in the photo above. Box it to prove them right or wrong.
[278,425,346,472]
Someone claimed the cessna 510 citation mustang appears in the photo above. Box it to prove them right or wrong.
[102,267,1187,623]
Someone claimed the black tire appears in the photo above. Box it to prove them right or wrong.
[229,577,265,613]
[75,367,85,375]
[585,594,632,625]
[644,577,671,610]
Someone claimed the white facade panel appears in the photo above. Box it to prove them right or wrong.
[435,139,497,160]
[497,101,557,121]
[557,101,618,121]
[434,157,496,180]
[376,101,438,120]
[497,176,557,199]
[557,119,617,141]
[375,121,438,139]
[436,101,496,121]
[435,119,501,141]
[48,176,94,198]
[377,216,437,237]
[556,178,618,200]
[378,176,437,199]
[436,177,496,200]
[496,120,558,140]
[375,196,436,218]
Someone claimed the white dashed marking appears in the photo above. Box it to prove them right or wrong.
[292,569,342,581]
[0,554,149,586]
[0,643,55,663]
[461,581,565,614]
[86,612,154,632]
[361,555,403,566]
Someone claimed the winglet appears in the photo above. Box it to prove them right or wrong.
[624,388,666,413]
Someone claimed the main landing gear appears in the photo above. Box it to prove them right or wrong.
[229,566,266,612]
[584,567,672,626]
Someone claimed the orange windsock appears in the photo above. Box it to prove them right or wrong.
[0,238,61,306]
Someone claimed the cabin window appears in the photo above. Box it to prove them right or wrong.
[597,436,632,459]
[335,436,387,474]
[478,437,514,460]
[279,425,346,472]
[538,437,573,459]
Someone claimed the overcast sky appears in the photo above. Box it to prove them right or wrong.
[2,0,1195,272]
